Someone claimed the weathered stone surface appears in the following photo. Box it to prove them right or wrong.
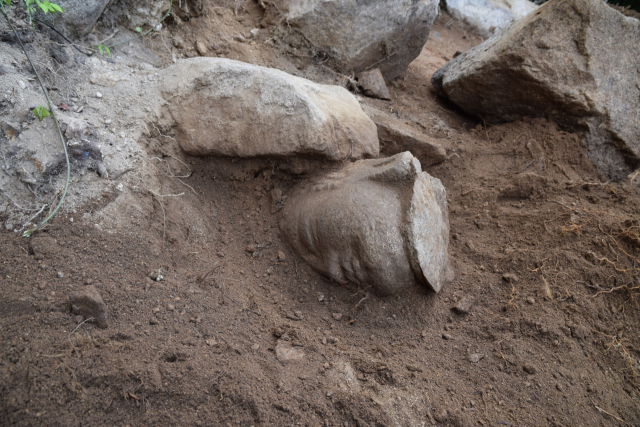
[158,58,379,161]
[363,105,447,166]
[442,0,537,37]
[357,69,390,100]
[279,152,453,295]
[120,0,170,31]
[272,0,439,81]
[432,0,640,180]
[48,0,113,37]
[69,285,108,328]
[275,340,305,362]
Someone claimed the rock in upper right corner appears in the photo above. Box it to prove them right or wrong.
[432,0,640,180]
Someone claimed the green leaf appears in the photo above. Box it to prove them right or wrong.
[135,26,142,33]
[32,105,50,121]
[50,3,63,13]
[3,0,11,6]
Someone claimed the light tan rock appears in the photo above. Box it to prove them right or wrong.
[158,58,379,161]
[280,152,453,295]
[432,0,640,180]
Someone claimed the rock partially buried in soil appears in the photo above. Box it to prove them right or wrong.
[268,0,438,81]
[357,69,391,100]
[363,105,448,166]
[279,152,453,295]
[275,339,305,362]
[53,0,113,37]
[158,58,379,161]
[442,0,537,37]
[69,285,108,328]
[432,0,640,180]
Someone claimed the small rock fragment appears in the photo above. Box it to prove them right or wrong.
[173,36,184,49]
[196,39,208,56]
[167,304,175,311]
[275,339,305,362]
[502,273,519,283]
[251,343,260,350]
[69,285,108,328]
[469,353,484,363]
[318,293,325,302]
[523,364,537,375]
[357,68,391,100]
[331,312,343,321]
[277,251,286,261]
[246,244,257,254]
[434,408,448,423]
[442,333,452,340]
[57,271,64,278]
[526,296,536,305]
[451,295,475,314]
[205,338,217,346]
[38,282,46,290]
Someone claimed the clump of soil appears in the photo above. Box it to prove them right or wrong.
[1,3,639,427]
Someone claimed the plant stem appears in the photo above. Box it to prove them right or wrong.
[0,4,70,237]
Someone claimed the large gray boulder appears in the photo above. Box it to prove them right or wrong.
[47,0,114,37]
[432,0,640,180]
[272,0,439,81]
[158,58,379,161]
[279,152,453,295]
[442,0,537,37]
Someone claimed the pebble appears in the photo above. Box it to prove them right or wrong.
[526,296,536,304]
[96,92,103,98]
[502,273,519,283]
[38,282,46,290]
[251,343,260,351]
[452,295,475,314]
[556,382,563,391]
[277,251,286,261]
[250,28,260,38]
[167,304,175,311]
[434,409,448,423]
[217,251,225,258]
[523,364,537,375]
[57,271,64,278]
[331,312,343,321]
[149,317,158,325]
[173,36,184,49]
[469,353,484,363]
[318,293,325,302]
[196,39,208,56]
[69,285,108,328]
[246,244,257,253]
[442,333,452,340]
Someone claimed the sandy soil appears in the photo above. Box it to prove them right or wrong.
[1,3,640,426]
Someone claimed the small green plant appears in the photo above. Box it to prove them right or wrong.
[24,0,64,25]
[32,105,50,120]
[1,0,64,25]
[96,44,111,56]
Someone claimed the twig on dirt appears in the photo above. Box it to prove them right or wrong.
[68,317,94,371]
[109,167,135,181]
[97,28,119,46]
[593,404,630,426]
[462,187,481,196]
[18,204,48,233]
[348,293,369,323]
[552,200,573,210]
[0,187,42,211]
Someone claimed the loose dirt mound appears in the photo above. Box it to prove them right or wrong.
[1,4,639,427]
